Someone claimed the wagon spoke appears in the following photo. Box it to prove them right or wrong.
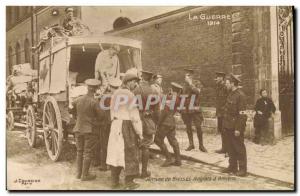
[52,132,58,155]
[51,132,56,155]
[44,111,52,126]
[46,104,53,123]
[46,130,52,140]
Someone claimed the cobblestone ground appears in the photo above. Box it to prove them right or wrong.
[7,128,293,190]
[154,128,294,184]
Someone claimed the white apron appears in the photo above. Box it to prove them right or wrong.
[106,119,125,167]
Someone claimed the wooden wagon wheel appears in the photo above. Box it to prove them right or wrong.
[26,105,37,148]
[6,111,14,131]
[43,96,63,161]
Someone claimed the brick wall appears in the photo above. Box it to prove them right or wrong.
[107,6,257,107]
[6,6,80,73]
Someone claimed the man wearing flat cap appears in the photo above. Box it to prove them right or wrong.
[133,70,159,178]
[107,73,143,189]
[181,68,207,152]
[72,78,104,181]
[94,44,121,88]
[222,74,248,177]
[215,72,229,154]
[154,82,182,167]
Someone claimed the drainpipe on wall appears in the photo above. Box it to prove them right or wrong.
[30,6,35,69]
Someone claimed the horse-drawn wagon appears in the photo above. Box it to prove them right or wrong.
[22,33,142,161]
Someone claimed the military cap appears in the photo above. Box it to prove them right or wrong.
[153,74,162,80]
[123,73,139,84]
[65,7,74,13]
[141,70,154,81]
[183,68,195,74]
[215,72,226,77]
[171,82,183,92]
[141,70,154,76]
[85,78,101,86]
[230,74,241,83]
[109,78,122,88]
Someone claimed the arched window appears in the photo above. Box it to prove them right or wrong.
[6,7,12,26]
[15,42,21,64]
[8,47,13,74]
[24,39,30,63]
[15,7,20,21]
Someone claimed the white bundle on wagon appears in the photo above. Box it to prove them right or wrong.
[9,63,37,95]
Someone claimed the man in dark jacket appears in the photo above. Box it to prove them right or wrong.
[133,70,159,178]
[72,78,104,181]
[253,89,276,145]
[154,82,182,167]
[222,74,248,177]
[181,69,207,152]
[215,72,229,154]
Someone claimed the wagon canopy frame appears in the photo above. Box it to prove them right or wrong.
[39,35,142,59]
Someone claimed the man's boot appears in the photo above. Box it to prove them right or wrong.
[236,157,247,177]
[185,128,195,151]
[76,154,83,179]
[221,167,237,174]
[81,158,96,181]
[111,167,122,189]
[140,148,151,178]
[125,175,139,190]
[197,129,207,152]
[99,150,108,171]
[215,131,226,153]
[172,144,182,166]
[157,140,173,167]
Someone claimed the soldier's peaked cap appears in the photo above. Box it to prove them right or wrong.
[230,74,241,83]
[171,82,183,91]
[153,74,162,79]
[85,79,101,86]
[215,72,226,77]
[141,70,154,76]
[183,68,195,74]
[65,7,74,13]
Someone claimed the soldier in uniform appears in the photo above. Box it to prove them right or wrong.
[151,74,163,96]
[221,74,248,177]
[72,79,104,181]
[154,82,182,167]
[133,70,159,178]
[181,69,207,152]
[215,72,228,154]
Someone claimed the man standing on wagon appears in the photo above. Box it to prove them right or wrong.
[94,44,121,87]
[72,79,104,181]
